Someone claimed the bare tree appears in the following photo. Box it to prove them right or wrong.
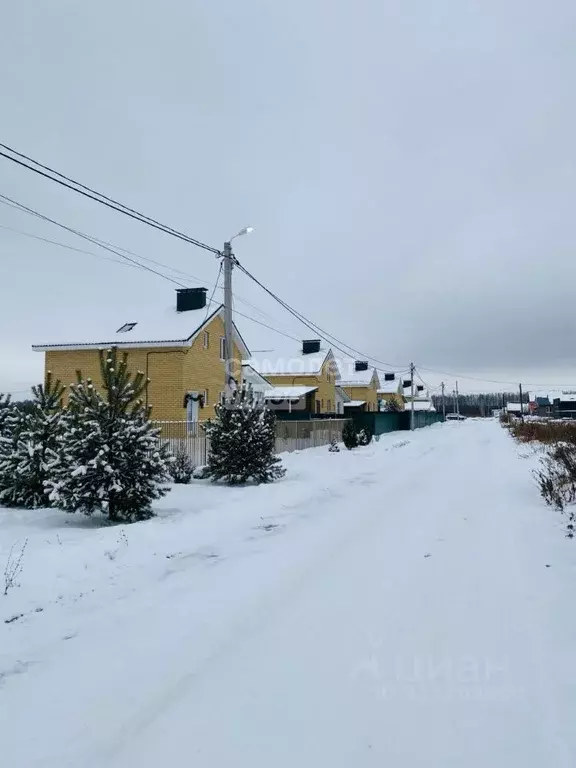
[3,539,28,596]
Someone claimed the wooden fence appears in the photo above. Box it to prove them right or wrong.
[152,419,348,465]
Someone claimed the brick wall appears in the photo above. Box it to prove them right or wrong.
[42,314,244,422]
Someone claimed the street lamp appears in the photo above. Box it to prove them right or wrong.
[222,227,254,400]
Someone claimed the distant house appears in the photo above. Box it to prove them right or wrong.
[406,399,436,412]
[337,360,380,412]
[528,391,553,418]
[377,373,405,411]
[241,362,319,415]
[245,339,341,415]
[552,393,576,420]
[505,402,529,417]
[31,288,250,422]
[527,390,576,419]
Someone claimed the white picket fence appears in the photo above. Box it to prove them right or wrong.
[153,419,347,464]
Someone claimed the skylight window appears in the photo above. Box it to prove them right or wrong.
[117,322,137,334]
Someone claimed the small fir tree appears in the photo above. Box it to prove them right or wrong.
[169,443,194,484]
[204,386,286,485]
[46,348,171,523]
[384,397,403,413]
[342,420,358,450]
[328,437,340,452]
[357,427,373,446]
[0,373,65,508]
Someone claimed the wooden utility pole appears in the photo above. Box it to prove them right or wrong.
[441,381,446,420]
[519,382,524,422]
[410,362,415,431]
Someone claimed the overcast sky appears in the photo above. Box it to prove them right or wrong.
[1,0,575,396]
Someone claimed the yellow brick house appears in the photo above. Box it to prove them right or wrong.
[337,360,380,412]
[32,288,250,422]
[377,373,406,410]
[245,340,341,414]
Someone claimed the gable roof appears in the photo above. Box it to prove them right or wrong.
[246,346,340,377]
[338,368,378,387]
[335,358,379,387]
[377,377,402,394]
[32,303,251,357]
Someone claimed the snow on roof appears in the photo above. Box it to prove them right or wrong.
[32,303,251,357]
[506,403,529,412]
[407,400,436,412]
[377,380,401,394]
[343,400,366,407]
[264,386,318,400]
[557,393,576,402]
[334,358,377,387]
[241,363,271,389]
[247,346,338,377]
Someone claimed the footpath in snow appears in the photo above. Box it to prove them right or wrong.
[1,420,576,767]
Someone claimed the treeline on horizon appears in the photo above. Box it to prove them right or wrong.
[430,391,528,417]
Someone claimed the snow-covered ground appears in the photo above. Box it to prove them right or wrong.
[1,420,576,767]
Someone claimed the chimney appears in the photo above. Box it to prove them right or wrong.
[354,361,369,372]
[384,373,395,382]
[403,379,412,388]
[302,339,321,355]
[176,287,207,312]
[417,385,424,393]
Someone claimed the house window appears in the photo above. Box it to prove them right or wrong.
[203,389,209,406]
[316,400,321,413]
[327,399,331,412]
[203,331,209,349]
[321,399,325,411]
[220,336,226,361]
[116,322,137,333]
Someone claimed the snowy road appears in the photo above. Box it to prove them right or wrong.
[2,420,576,766]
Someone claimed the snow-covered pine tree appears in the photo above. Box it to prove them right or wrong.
[169,443,194,484]
[357,427,373,446]
[0,373,65,508]
[342,420,358,450]
[46,348,172,523]
[0,393,13,437]
[204,386,286,485]
[328,436,340,452]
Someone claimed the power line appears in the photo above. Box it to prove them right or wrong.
[0,193,303,345]
[0,193,187,287]
[0,144,220,255]
[205,262,223,321]
[417,364,576,391]
[1,191,303,336]
[0,222,148,272]
[234,259,408,371]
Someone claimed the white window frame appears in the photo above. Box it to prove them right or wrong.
[203,389,209,406]
[220,336,226,361]
[203,331,209,349]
